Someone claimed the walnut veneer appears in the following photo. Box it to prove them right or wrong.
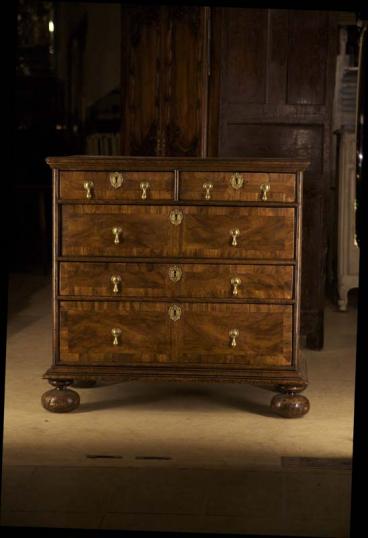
[42,157,310,418]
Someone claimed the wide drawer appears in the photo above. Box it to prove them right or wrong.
[59,171,174,201]
[59,301,293,367]
[61,205,295,260]
[59,262,294,300]
[180,171,296,202]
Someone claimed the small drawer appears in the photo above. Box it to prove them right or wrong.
[59,171,174,201]
[180,171,296,202]
[59,262,294,300]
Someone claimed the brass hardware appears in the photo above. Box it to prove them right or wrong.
[111,328,122,346]
[168,265,182,282]
[109,172,124,189]
[84,181,94,199]
[203,182,213,200]
[169,209,183,225]
[229,328,239,348]
[354,233,358,247]
[260,183,271,201]
[231,277,242,296]
[230,228,240,246]
[112,226,122,244]
[111,275,122,294]
[140,181,150,200]
[230,172,245,190]
[168,304,182,321]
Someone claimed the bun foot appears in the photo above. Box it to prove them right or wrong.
[42,380,80,413]
[271,390,310,418]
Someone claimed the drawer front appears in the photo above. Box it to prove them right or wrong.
[180,171,296,202]
[59,262,294,300]
[181,206,294,259]
[59,301,172,364]
[59,171,174,201]
[61,205,177,257]
[178,303,292,367]
[61,205,295,260]
[59,301,292,367]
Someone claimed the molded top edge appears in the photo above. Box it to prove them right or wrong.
[46,155,310,172]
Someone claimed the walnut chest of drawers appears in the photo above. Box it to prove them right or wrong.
[42,157,310,418]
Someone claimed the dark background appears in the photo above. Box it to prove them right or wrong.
[6,2,368,536]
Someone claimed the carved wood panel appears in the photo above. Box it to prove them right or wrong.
[121,6,162,155]
[121,6,209,156]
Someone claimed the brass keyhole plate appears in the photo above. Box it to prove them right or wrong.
[110,172,124,189]
[168,304,182,321]
[230,172,245,190]
[168,266,182,282]
[169,209,183,225]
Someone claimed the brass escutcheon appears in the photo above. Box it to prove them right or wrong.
[229,328,239,348]
[168,265,182,282]
[84,181,94,199]
[111,328,122,346]
[169,209,183,225]
[168,304,182,321]
[109,171,124,189]
[230,172,245,190]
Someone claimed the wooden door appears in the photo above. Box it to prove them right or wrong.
[120,6,162,155]
[161,6,209,156]
[209,8,338,348]
[120,6,209,156]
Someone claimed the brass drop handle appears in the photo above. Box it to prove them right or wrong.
[111,275,122,294]
[260,183,271,201]
[229,329,239,348]
[111,328,122,346]
[230,228,240,246]
[112,227,122,244]
[203,182,213,200]
[84,181,94,199]
[231,277,242,296]
[140,181,150,200]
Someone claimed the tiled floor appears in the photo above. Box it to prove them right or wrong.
[1,273,356,535]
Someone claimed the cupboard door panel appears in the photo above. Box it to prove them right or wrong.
[162,6,208,156]
[121,6,162,155]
